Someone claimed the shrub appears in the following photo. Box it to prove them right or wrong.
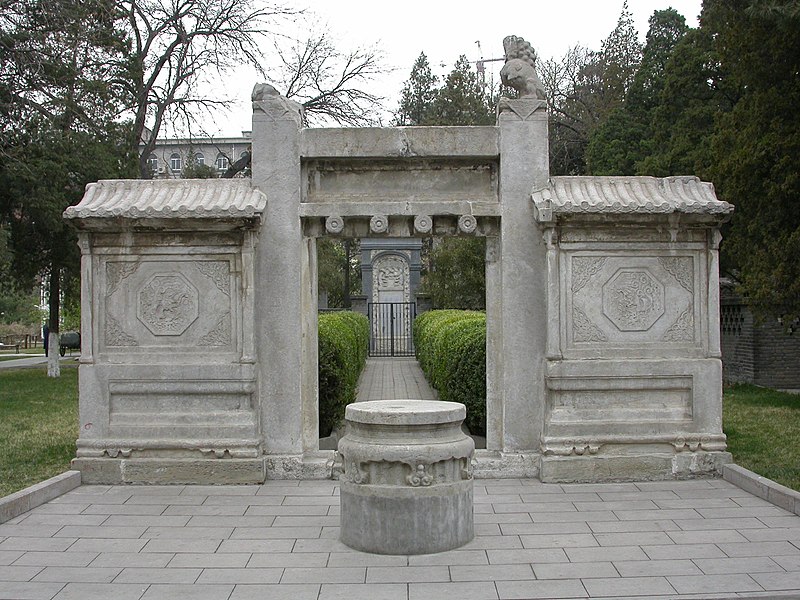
[414,310,486,435]
[318,311,369,437]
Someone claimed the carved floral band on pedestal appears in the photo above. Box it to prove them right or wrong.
[458,215,477,234]
[325,215,345,234]
[572,306,607,342]
[407,464,433,487]
[105,314,138,347]
[195,261,230,296]
[370,214,388,234]
[571,256,607,292]
[106,262,139,296]
[347,461,369,484]
[414,214,432,234]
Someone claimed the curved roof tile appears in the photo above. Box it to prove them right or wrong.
[532,176,733,222]
[64,179,266,220]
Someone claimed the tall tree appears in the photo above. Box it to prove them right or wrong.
[541,3,641,175]
[394,52,438,126]
[122,0,295,178]
[1,0,134,375]
[427,55,496,126]
[587,9,688,175]
[705,0,800,322]
[392,54,493,307]
[636,25,726,177]
[269,29,385,127]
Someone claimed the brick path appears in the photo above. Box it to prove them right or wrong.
[355,357,437,402]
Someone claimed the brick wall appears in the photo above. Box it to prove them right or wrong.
[720,282,800,389]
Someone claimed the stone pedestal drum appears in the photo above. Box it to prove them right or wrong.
[338,400,475,555]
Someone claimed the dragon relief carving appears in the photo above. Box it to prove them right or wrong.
[603,270,665,331]
[138,274,198,336]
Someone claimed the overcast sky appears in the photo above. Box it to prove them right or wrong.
[201,0,703,138]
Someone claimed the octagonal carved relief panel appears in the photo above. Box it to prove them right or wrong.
[602,269,665,332]
[137,273,199,336]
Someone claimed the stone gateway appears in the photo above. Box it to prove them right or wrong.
[64,36,733,484]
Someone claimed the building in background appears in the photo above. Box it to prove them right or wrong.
[141,131,251,178]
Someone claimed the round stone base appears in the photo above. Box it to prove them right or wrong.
[340,479,474,555]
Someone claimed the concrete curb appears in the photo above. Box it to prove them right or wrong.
[724,463,800,516]
[0,470,81,523]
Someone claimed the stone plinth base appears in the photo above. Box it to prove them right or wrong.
[540,451,733,483]
[338,400,475,555]
[71,457,266,484]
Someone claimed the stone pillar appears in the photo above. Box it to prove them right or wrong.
[495,98,550,461]
[251,85,318,474]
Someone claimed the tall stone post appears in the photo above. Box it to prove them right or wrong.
[251,85,318,476]
[495,97,550,467]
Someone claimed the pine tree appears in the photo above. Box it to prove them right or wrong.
[394,52,438,126]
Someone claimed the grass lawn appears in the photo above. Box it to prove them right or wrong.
[0,367,78,497]
[723,384,800,492]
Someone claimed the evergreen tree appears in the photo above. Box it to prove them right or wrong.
[0,0,135,375]
[394,52,438,126]
[427,55,495,126]
[587,9,688,175]
[706,0,800,322]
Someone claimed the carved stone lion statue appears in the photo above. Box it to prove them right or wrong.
[500,35,546,100]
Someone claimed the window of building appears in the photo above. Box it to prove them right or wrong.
[216,154,229,171]
[147,154,158,174]
[170,153,182,173]
[195,152,204,165]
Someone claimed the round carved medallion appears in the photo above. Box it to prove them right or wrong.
[602,269,664,331]
[137,273,199,336]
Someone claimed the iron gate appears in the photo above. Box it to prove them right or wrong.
[368,302,416,357]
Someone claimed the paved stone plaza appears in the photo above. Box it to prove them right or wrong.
[1,478,799,599]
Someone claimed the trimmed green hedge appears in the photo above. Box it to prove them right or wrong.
[414,310,487,436]
[318,311,369,437]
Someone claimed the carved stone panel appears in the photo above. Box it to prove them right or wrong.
[602,269,665,332]
[566,252,698,352]
[101,256,237,354]
[137,274,199,336]
[372,253,410,303]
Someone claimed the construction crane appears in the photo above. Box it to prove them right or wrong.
[474,41,504,88]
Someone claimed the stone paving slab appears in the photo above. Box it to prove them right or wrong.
[355,357,437,402]
[0,478,799,599]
